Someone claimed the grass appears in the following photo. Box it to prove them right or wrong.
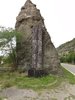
[0,97,7,100]
[63,67,75,84]
[0,67,75,90]
[0,72,60,90]
[0,97,2,100]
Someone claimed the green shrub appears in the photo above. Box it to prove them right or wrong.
[60,51,75,64]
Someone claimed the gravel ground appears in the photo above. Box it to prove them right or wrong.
[0,82,75,100]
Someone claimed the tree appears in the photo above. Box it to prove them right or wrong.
[60,51,75,64]
[0,27,17,69]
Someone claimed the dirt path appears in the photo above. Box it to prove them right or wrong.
[0,82,75,100]
[61,63,75,75]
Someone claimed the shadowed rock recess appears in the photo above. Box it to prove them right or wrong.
[15,0,62,76]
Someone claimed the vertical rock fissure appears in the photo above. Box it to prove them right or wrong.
[32,24,43,70]
[37,25,43,69]
[32,25,38,69]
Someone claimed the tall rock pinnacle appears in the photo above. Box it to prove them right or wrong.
[15,0,62,76]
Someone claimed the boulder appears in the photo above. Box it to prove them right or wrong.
[15,0,62,76]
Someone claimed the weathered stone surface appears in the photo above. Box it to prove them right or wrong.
[32,24,43,69]
[15,0,62,75]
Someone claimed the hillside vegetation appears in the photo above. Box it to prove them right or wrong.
[57,38,75,55]
[57,38,75,64]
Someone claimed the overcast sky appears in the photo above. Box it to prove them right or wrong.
[0,0,75,47]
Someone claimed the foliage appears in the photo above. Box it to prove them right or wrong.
[0,29,15,47]
[0,27,24,69]
[0,27,17,68]
[60,51,75,64]
[0,56,3,64]
[2,48,17,68]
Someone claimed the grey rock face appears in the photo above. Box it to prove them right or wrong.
[32,24,43,69]
[15,0,62,75]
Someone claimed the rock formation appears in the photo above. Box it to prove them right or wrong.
[15,0,62,76]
